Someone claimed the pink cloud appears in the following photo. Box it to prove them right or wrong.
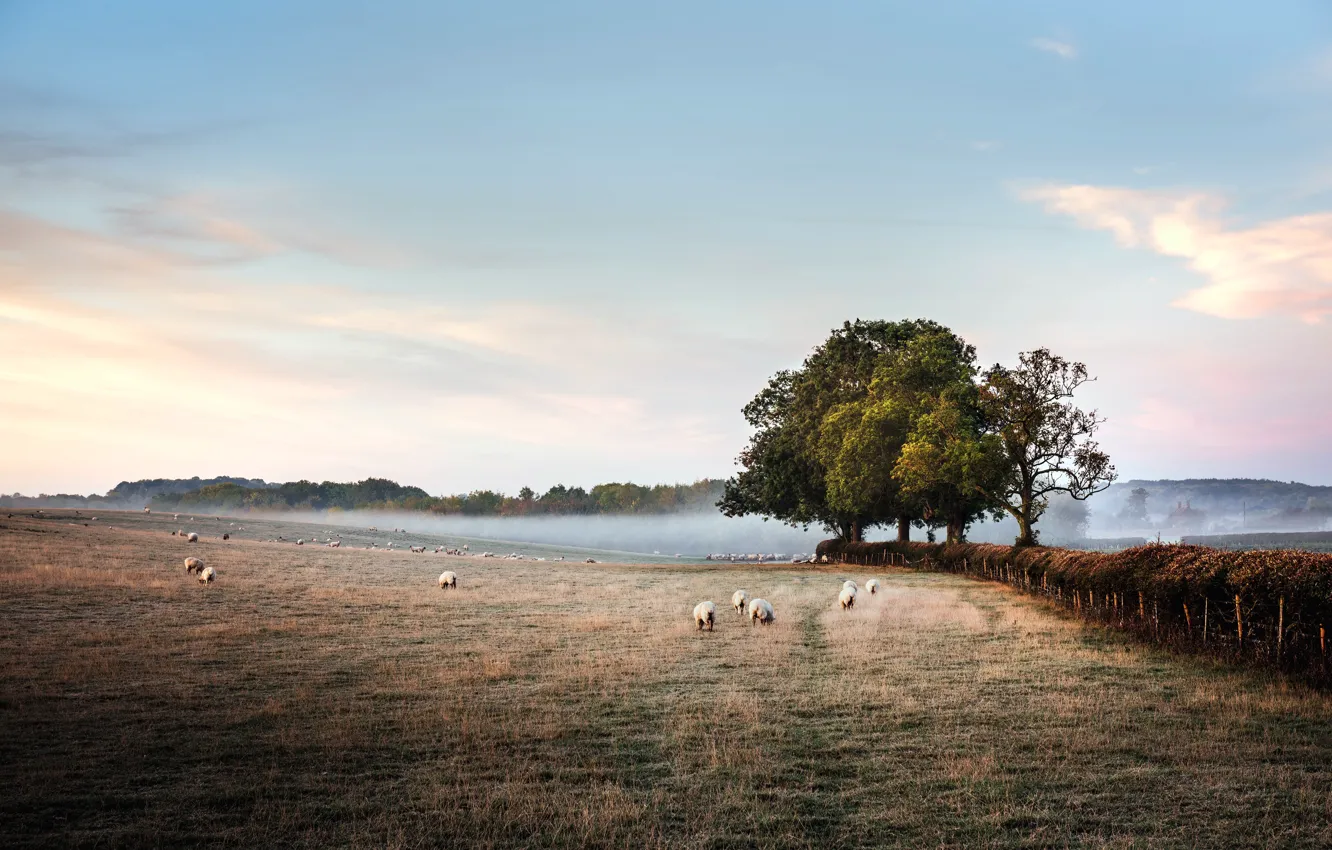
[1022,183,1332,323]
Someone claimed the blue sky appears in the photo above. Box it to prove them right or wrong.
[2,1,1331,495]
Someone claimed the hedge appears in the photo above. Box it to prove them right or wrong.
[815,539,1332,682]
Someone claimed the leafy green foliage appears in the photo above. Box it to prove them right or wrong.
[977,348,1116,545]
[721,319,982,540]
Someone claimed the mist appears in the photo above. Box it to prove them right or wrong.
[292,510,832,557]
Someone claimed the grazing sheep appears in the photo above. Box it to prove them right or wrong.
[866,579,879,595]
[410,545,426,553]
[328,540,340,548]
[222,533,230,540]
[184,557,204,574]
[693,601,716,631]
[842,579,857,592]
[296,539,304,545]
[438,571,457,589]
[198,566,215,584]
[749,598,775,626]
[839,585,857,610]
[187,532,198,543]
[732,589,749,613]
[584,558,597,564]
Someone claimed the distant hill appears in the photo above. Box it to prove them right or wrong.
[0,476,275,509]
[1094,479,1332,533]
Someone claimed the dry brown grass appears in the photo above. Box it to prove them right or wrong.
[2,511,1332,848]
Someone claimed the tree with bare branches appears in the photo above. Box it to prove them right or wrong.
[977,348,1116,546]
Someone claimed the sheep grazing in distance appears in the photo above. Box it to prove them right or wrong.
[184,557,205,574]
[584,558,597,564]
[732,589,749,613]
[438,571,457,589]
[839,585,857,610]
[749,598,775,626]
[693,601,716,631]
[866,579,879,595]
[222,533,230,540]
[410,546,426,553]
[199,566,216,584]
[328,540,340,548]
[296,539,304,546]
[187,532,199,543]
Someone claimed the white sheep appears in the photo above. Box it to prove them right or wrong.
[732,589,749,613]
[693,601,716,631]
[842,579,857,592]
[410,546,425,553]
[187,532,198,543]
[328,540,340,548]
[184,557,204,574]
[839,585,857,610]
[438,571,457,589]
[749,598,775,626]
[198,566,215,584]
[866,579,880,595]
[297,539,304,545]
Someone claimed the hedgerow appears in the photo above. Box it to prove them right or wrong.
[816,539,1332,682]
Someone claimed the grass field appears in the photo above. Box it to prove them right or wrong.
[3,511,1332,848]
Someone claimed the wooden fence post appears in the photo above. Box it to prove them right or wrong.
[1203,599,1208,644]
[1138,592,1145,620]
[1183,602,1192,636]
[1235,595,1243,646]
[1277,597,1284,657]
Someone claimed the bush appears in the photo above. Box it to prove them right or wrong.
[818,539,1332,683]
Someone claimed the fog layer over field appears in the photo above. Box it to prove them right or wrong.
[305,511,832,556]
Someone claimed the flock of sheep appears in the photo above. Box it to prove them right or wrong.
[693,576,881,631]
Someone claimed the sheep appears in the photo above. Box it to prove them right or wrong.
[839,585,857,610]
[866,579,879,595]
[187,532,198,543]
[693,601,716,631]
[198,566,215,584]
[748,598,775,626]
[732,589,749,613]
[222,533,230,540]
[296,539,304,545]
[184,557,204,574]
[842,579,857,592]
[410,546,425,553]
[584,558,597,564]
[328,540,340,548]
[438,571,457,589]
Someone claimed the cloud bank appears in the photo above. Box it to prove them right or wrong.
[1022,184,1332,323]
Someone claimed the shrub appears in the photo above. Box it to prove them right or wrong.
[818,539,1332,682]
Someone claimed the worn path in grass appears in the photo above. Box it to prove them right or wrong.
[2,512,1331,848]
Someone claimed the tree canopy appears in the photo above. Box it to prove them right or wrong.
[721,322,1115,546]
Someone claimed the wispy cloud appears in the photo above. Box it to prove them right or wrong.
[971,140,1001,152]
[1021,183,1332,323]
[1030,37,1077,60]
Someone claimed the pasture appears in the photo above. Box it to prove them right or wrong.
[2,511,1331,848]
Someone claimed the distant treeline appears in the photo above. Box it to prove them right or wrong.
[151,478,728,516]
[1,476,276,509]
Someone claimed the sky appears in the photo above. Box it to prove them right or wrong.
[2,0,1331,496]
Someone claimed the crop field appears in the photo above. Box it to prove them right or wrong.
[3,511,1332,848]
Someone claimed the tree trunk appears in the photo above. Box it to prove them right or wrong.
[851,520,863,543]
[946,514,966,544]
[896,516,910,543]
[1015,511,1037,547]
